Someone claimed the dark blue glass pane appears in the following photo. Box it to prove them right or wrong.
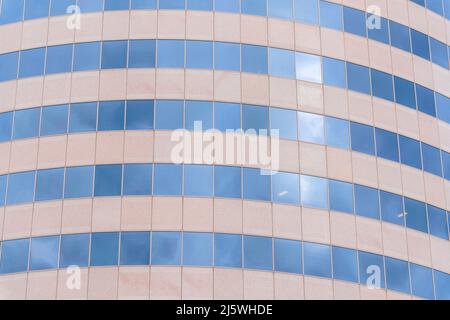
[159,0,185,9]
[294,0,318,24]
[185,100,213,130]
[436,93,450,123]
[104,0,129,10]
[151,232,181,265]
[157,40,185,68]
[98,100,125,131]
[50,0,76,16]
[404,197,428,233]
[183,232,213,266]
[131,0,157,9]
[126,100,154,130]
[354,184,379,219]
[123,164,152,195]
[244,235,273,271]
[385,257,410,294]
[242,44,268,74]
[347,62,371,95]
[343,6,366,37]
[367,15,389,44]
[380,190,404,226]
[332,246,358,283]
[155,100,183,130]
[215,0,239,13]
[64,166,93,199]
[153,164,182,195]
[184,165,213,196]
[187,0,213,10]
[13,108,40,139]
[272,171,300,204]
[371,69,394,101]
[443,151,450,180]
[120,232,150,265]
[389,20,411,52]
[399,135,422,169]
[394,76,416,109]
[0,239,29,274]
[359,251,385,289]
[434,270,450,300]
[329,180,353,213]
[24,0,50,20]
[59,233,90,268]
[303,241,331,277]
[411,29,430,60]
[0,0,24,24]
[0,175,6,206]
[427,205,449,240]
[102,40,128,69]
[322,57,346,88]
[214,42,240,71]
[214,165,242,198]
[19,48,46,78]
[375,128,399,162]
[7,171,35,205]
[186,40,213,69]
[300,175,327,209]
[0,52,19,81]
[430,38,449,69]
[214,102,241,131]
[0,112,13,142]
[41,104,69,136]
[214,233,242,267]
[35,168,64,201]
[77,0,104,12]
[94,164,123,196]
[410,263,434,299]
[350,122,375,155]
[242,104,269,134]
[274,238,301,274]
[73,42,101,71]
[241,0,266,16]
[243,167,271,201]
[30,236,59,271]
[128,40,156,68]
[69,102,97,133]
[46,44,73,74]
[416,84,436,117]
[90,232,119,266]
[422,143,442,176]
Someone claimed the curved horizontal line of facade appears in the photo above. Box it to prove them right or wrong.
[409,0,450,19]
[0,40,449,126]
[0,230,448,300]
[0,163,449,241]
[0,99,449,181]
[0,0,448,67]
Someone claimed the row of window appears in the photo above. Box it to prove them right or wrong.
[0,100,449,181]
[0,0,448,70]
[0,163,449,240]
[0,231,448,299]
[411,0,450,18]
[0,40,448,125]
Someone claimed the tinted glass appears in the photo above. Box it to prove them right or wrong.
[0,52,19,81]
[30,236,59,271]
[389,20,411,52]
[13,108,40,139]
[94,164,123,196]
[380,190,404,226]
[404,197,428,233]
[126,100,154,130]
[40,104,69,136]
[270,108,297,140]
[272,171,300,204]
[371,69,394,101]
[242,104,269,134]
[59,234,90,268]
[0,239,29,274]
[215,0,239,12]
[0,112,13,142]
[298,112,324,144]
[101,41,128,69]
[416,84,436,117]
[274,238,301,274]
[24,0,50,20]
[128,40,156,68]
[295,52,322,83]
[214,42,240,71]
[301,175,327,209]
[322,57,346,88]
[123,164,152,195]
[332,246,358,282]
[155,100,183,130]
[90,232,119,266]
[7,171,35,205]
[269,47,295,78]
[268,0,292,19]
[184,165,213,196]
[347,62,371,94]
[153,164,182,195]
[18,48,46,78]
[375,128,399,162]
[183,232,213,266]
[214,102,241,131]
[325,116,349,149]
[350,122,375,155]
[120,232,150,265]
[343,6,366,36]
[354,185,379,219]
[303,241,331,277]
[241,0,266,16]
[422,143,442,176]
[244,236,273,270]
[151,232,181,265]
[329,180,353,213]
[185,100,213,130]
[187,0,213,10]
[295,0,318,24]
[0,0,25,24]
[64,166,94,198]
[243,168,271,201]
[35,168,64,201]
[394,76,416,109]
[359,251,385,289]
[157,40,185,68]
[242,44,268,74]
[214,165,241,198]
[73,42,101,71]
[411,29,430,60]
[319,0,342,30]
[385,257,410,294]
[214,233,242,267]
[186,40,213,69]
[427,205,449,240]
[69,102,97,133]
[399,135,422,169]
[98,101,125,131]
[46,44,73,74]
[410,263,434,299]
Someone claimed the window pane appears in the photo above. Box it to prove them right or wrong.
[131,0,157,9]
[215,0,239,12]
[416,84,436,117]
[294,0,318,24]
[329,180,353,213]
[157,40,185,68]
[59,234,90,268]
[214,102,241,131]
[0,0,24,24]
[94,164,123,196]
[410,263,434,299]
[375,128,399,162]
[303,241,331,277]
[185,100,213,130]
[241,0,267,16]
[35,168,64,201]
[90,232,119,266]
[186,40,213,69]
[98,101,125,131]
[120,232,150,265]
[434,270,450,300]
[436,93,450,124]
[159,0,185,9]
[73,42,101,71]
[430,38,449,69]
[214,42,240,71]
[380,190,404,226]
[295,52,322,83]
[332,246,358,282]
[371,69,394,101]
[422,143,442,176]
[270,108,297,140]
[404,197,428,233]
[443,151,450,180]
[214,233,242,267]
[354,184,379,219]
[101,40,128,69]
[367,15,389,44]
[0,112,13,142]
[155,100,183,130]
[298,111,324,144]
[41,104,69,136]
[300,175,327,209]
[343,6,366,37]
[104,0,129,10]
[30,236,59,271]
[269,47,295,78]
[389,20,411,52]
[274,238,301,274]
[13,108,40,139]
[128,40,156,68]
[24,0,50,20]
[0,239,29,274]
[64,166,94,198]
[50,0,76,16]
[359,251,385,289]
[347,62,371,94]
[7,171,35,205]
[46,44,73,74]
[272,171,299,204]
[242,105,269,134]
[411,29,430,60]
[69,102,97,133]
[350,122,375,155]
[151,232,181,265]
[325,116,349,149]
[0,52,19,81]
[322,57,346,88]
[268,0,292,18]
[126,100,154,130]
[0,175,7,206]
[385,257,410,294]
[244,235,273,271]
[183,232,213,266]
[214,165,241,198]
[153,164,182,195]
[123,164,152,195]
[77,0,104,12]
[242,44,268,74]
[187,0,213,10]
[184,165,213,196]
[319,0,342,30]
[427,205,448,240]
[394,76,416,109]
[243,167,271,201]
[399,135,422,169]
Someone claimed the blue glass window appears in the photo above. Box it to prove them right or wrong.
[274,238,301,274]
[94,164,123,197]
[77,0,104,12]
[90,232,119,266]
[185,100,213,130]
[343,6,366,37]
[215,0,239,13]
[155,100,183,130]
[399,135,422,169]
[0,175,6,206]
[244,236,273,271]
[59,233,90,268]
[242,44,268,74]
[151,232,181,265]
[184,165,213,196]
[50,0,75,16]
[243,168,271,201]
[268,0,292,19]
[430,38,449,69]
[46,44,73,74]
[128,40,156,68]
[183,232,213,266]
[69,102,97,133]
[41,105,69,136]
[104,0,129,10]
[298,112,324,144]
[214,42,240,71]
[385,257,410,294]
[186,40,213,69]
[294,0,318,24]
[214,102,241,132]
[214,165,241,198]
[120,232,150,265]
[123,164,152,195]
[358,251,385,289]
[98,101,125,131]
[73,42,101,71]
[389,20,411,52]
[269,48,295,78]
[404,197,428,233]
[131,0,157,9]
[153,164,182,195]
[242,105,269,134]
[410,263,434,300]
[35,168,64,201]
[126,100,154,130]
[295,52,322,83]
[300,175,327,209]
[241,0,266,16]
[0,112,13,142]
[64,166,94,198]
[187,0,213,10]
[434,270,450,300]
[436,93,450,123]
[426,0,444,14]
[367,16,390,45]
[422,143,442,176]
[0,52,19,81]
[394,76,416,109]
[322,57,346,88]
[416,84,436,117]
[375,128,399,162]
[332,246,358,283]
[24,0,50,20]
[411,29,430,60]
[0,0,24,25]
[329,180,353,213]
[30,236,59,271]
[325,116,349,149]
[19,47,46,78]
[159,0,185,9]
[443,151,450,180]
[13,108,40,139]
[0,239,29,274]
[354,185,379,219]
[347,62,371,95]
[319,0,342,30]
[214,233,242,267]
[371,69,394,101]
[157,40,185,68]
[102,40,128,69]
[427,205,448,240]
[380,190,404,226]
[7,171,35,205]
[272,171,300,204]
[303,241,331,277]
[270,108,297,140]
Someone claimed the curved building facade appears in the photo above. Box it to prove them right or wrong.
[0,0,449,300]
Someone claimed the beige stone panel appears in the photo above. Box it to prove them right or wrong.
[320,28,345,60]
[406,229,431,267]
[26,270,58,300]
[70,71,100,103]
[157,10,185,39]
[299,142,327,177]
[297,81,324,114]
[123,131,153,163]
[360,286,387,300]
[330,212,357,248]
[272,204,302,240]
[333,280,360,300]
[278,140,299,173]
[269,77,297,109]
[186,11,213,40]
[295,23,321,55]
[127,69,156,99]
[61,199,93,234]
[155,69,185,99]
[185,69,214,101]
[323,86,348,119]
[0,143,11,175]
[213,198,243,234]
[356,216,383,255]
[92,197,122,232]
[15,77,44,110]
[327,147,353,182]
[88,267,118,300]
[395,105,420,140]
[66,133,96,167]
[31,201,62,236]
[118,267,150,300]
[423,172,446,209]
[373,98,397,132]
[432,65,450,98]
[21,19,48,50]
[182,268,213,300]
[37,136,67,169]
[400,166,425,201]
[382,222,408,260]
[95,131,125,164]
[274,273,304,300]
[121,197,152,231]
[418,112,440,147]
[301,207,330,244]
[430,237,450,273]
[0,208,4,239]
[366,0,388,16]
[57,268,88,299]
[391,49,414,81]
[268,18,295,50]
[243,201,272,237]
[99,69,127,101]
[243,270,274,300]
[214,71,241,103]
[75,13,103,43]
[387,0,409,25]
[446,180,450,211]
[47,16,75,46]
[214,12,240,43]
[0,23,21,54]
[347,91,373,125]
[44,72,73,111]
[412,57,433,89]
[344,34,369,66]
[183,197,213,232]
[3,204,33,240]
[153,131,179,163]
[9,139,38,173]
[438,122,450,151]
[342,0,365,10]
[387,290,412,300]
[241,15,267,46]
[129,10,157,39]
[0,81,17,113]
[426,12,446,43]
[351,152,378,188]
[0,274,27,300]
[241,73,269,106]
[150,267,182,300]
[213,268,243,300]
[102,11,130,40]
[368,41,392,73]
[377,159,403,195]
[304,277,333,300]
[407,1,428,34]
[152,197,183,230]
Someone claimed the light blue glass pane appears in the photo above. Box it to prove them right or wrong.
[274,238,301,274]
[46,44,73,74]
[303,241,331,278]
[389,20,411,52]
[214,233,242,267]
[410,263,434,299]
[186,40,213,69]
[325,116,349,149]
[30,236,59,271]
[380,190,404,226]
[94,164,123,196]
[294,0,318,24]
[241,0,266,16]
[385,257,410,294]
[394,76,416,109]
[187,0,213,10]
[120,232,150,265]
[375,128,399,162]
[346,62,371,94]
[416,84,436,117]
[59,233,90,268]
[64,166,94,198]
[35,168,64,201]
[184,165,213,196]
[0,239,29,274]
[242,104,269,134]
[7,171,35,205]
[319,0,342,30]
[159,0,185,9]
[185,100,213,130]
[436,93,450,124]
[77,0,104,12]
[426,0,444,14]
[153,164,182,195]
[69,102,97,133]
[242,44,268,74]
[399,135,422,169]
[329,180,353,213]
[244,236,273,270]
[269,47,295,78]
[41,105,69,136]
[422,143,442,176]
[354,184,379,219]
[300,175,327,209]
[13,108,40,139]
[128,40,156,68]
[270,108,297,140]
[126,100,154,130]
[19,47,46,78]
[350,122,375,155]
[268,0,292,19]
[155,100,184,130]
[0,52,19,81]
[0,112,13,142]
[50,0,76,16]
[214,102,241,131]
[183,232,213,266]
[243,167,271,201]
[0,175,7,206]
[358,251,385,288]
[157,40,185,68]
[151,232,181,265]
[215,0,239,12]
[404,197,428,233]
[434,270,450,300]
[322,57,346,88]
[214,165,241,198]
[123,164,152,195]
[411,29,430,60]
[104,0,129,10]
[0,0,24,25]
[24,0,50,20]
[332,246,358,282]
[367,16,389,45]
[295,52,322,83]
[73,42,101,71]
[371,69,394,101]
[272,171,300,204]
[101,40,128,69]
[90,232,119,266]
[214,42,240,71]
[427,205,448,240]
[343,6,366,37]
[298,111,324,144]
[131,0,157,9]
[98,101,125,131]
